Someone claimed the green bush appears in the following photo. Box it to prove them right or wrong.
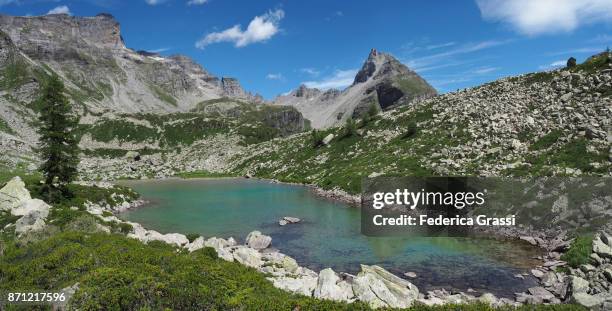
[186,233,201,243]
[402,121,418,139]
[561,235,594,268]
[310,129,325,148]
[118,223,133,234]
[340,118,358,139]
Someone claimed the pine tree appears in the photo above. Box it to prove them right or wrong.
[37,75,79,202]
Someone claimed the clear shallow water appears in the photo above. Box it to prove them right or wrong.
[119,178,541,297]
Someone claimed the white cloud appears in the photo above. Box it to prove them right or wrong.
[426,42,456,50]
[145,0,167,5]
[472,67,499,74]
[187,0,208,5]
[405,40,511,71]
[303,69,357,90]
[300,68,320,77]
[196,9,284,48]
[539,60,567,70]
[150,47,171,53]
[47,5,71,15]
[266,73,284,81]
[476,0,612,36]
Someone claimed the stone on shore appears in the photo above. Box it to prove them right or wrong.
[269,275,318,297]
[233,246,263,268]
[186,236,205,252]
[314,268,353,301]
[245,230,272,250]
[203,237,235,261]
[352,264,419,308]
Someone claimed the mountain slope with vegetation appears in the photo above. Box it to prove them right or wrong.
[231,52,612,194]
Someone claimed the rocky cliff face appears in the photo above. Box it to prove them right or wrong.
[0,13,281,166]
[274,49,437,128]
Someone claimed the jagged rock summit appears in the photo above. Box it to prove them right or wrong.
[274,48,437,128]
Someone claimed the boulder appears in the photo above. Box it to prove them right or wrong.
[527,286,555,302]
[322,134,334,145]
[15,210,47,235]
[593,235,612,257]
[269,275,318,297]
[0,176,31,211]
[233,246,263,268]
[314,268,353,301]
[570,276,589,294]
[204,237,235,261]
[572,292,608,308]
[279,216,301,226]
[186,236,205,252]
[11,199,50,218]
[478,293,498,305]
[245,231,272,250]
[352,265,419,308]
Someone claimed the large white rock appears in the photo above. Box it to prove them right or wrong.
[15,210,47,235]
[322,134,334,145]
[233,246,263,268]
[262,251,299,274]
[314,268,353,301]
[11,199,50,218]
[352,265,419,308]
[593,234,612,257]
[245,231,272,250]
[186,236,205,252]
[269,275,318,297]
[204,237,235,261]
[0,176,31,211]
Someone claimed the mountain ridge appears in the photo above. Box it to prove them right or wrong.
[274,48,437,128]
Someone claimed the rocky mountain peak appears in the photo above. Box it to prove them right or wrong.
[295,84,321,98]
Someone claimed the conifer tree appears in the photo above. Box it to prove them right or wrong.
[37,75,79,202]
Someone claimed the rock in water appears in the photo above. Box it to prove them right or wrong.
[245,230,272,250]
[279,216,301,226]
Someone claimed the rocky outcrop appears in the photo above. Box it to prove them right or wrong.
[352,264,419,308]
[245,230,272,250]
[0,176,50,235]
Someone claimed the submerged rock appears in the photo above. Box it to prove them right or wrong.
[245,230,272,250]
[279,216,301,226]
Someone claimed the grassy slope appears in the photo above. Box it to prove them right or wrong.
[231,54,611,194]
[0,231,587,311]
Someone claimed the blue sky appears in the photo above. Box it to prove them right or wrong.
[1,0,611,99]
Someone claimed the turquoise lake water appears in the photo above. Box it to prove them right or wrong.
[119,178,541,297]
